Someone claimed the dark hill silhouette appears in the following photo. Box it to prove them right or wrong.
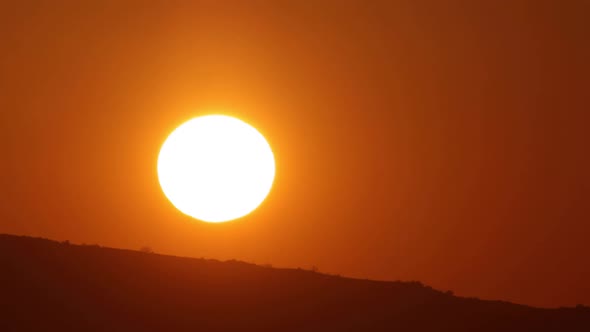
[1,234,588,331]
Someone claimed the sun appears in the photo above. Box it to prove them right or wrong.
[157,115,276,223]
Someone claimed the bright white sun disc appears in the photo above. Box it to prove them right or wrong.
[157,115,276,223]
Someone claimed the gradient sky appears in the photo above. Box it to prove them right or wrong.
[1,1,589,308]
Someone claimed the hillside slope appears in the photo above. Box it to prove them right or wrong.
[0,234,588,331]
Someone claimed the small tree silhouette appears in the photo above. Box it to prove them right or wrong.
[140,246,153,254]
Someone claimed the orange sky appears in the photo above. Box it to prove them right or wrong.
[1,1,589,308]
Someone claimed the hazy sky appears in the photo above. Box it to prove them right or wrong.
[1,1,589,307]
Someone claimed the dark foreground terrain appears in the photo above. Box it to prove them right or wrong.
[1,234,588,331]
